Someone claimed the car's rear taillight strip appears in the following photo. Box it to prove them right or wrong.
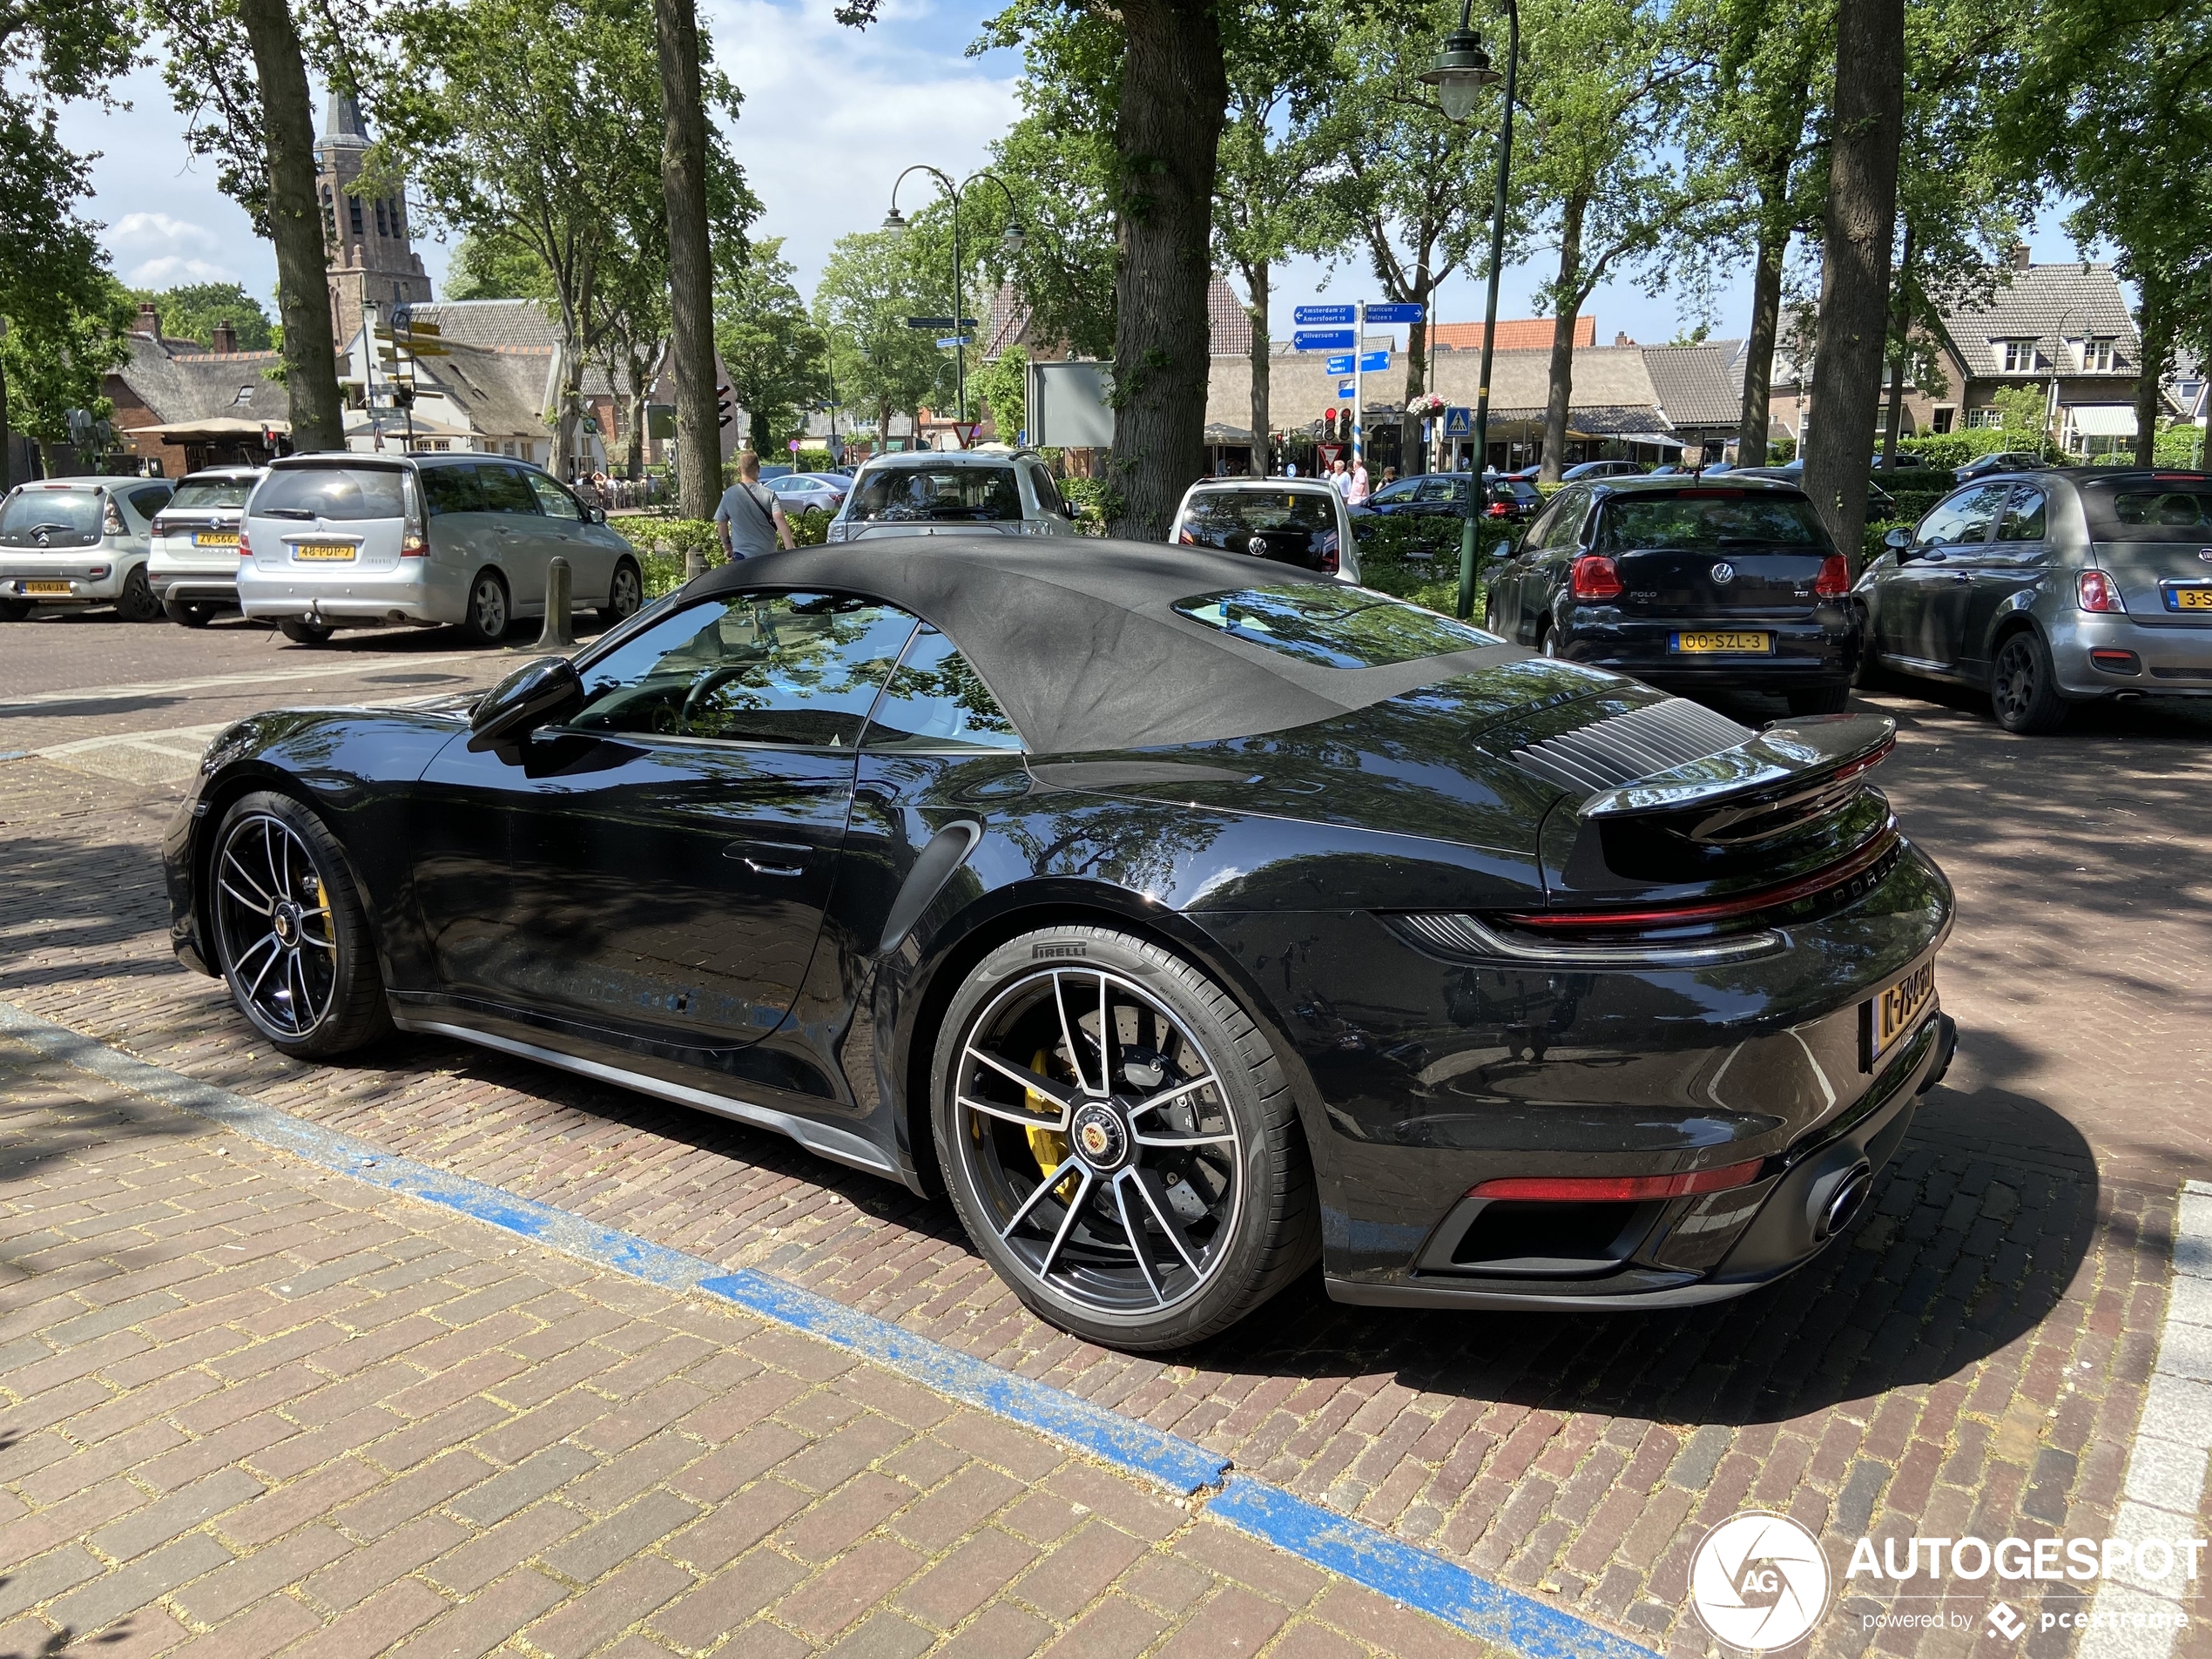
[1469,1157,1767,1202]
[1502,821,1901,934]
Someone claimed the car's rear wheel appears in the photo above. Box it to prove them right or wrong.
[209,792,390,1058]
[164,597,213,628]
[1991,629,2068,734]
[932,925,1317,1352]
[600,557,642,630]
[279,618,333,645]
[461,570,510,645]
[0,598,28,622]
[116,567,162,623]
[1787,685,1851,717]
[1538,620,1559,657]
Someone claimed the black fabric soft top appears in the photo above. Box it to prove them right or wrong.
[689,538,1521,753]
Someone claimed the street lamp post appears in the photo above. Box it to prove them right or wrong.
[1425,0,1518,621]
[883,167,1026,442]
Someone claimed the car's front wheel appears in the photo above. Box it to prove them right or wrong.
[1991,629,2068,734]
[931,925,1318,1352]
[208,792,391,1058]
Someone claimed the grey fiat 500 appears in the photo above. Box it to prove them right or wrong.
[1856,467,2212,732]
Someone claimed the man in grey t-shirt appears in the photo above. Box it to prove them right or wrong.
[713,450,794,560]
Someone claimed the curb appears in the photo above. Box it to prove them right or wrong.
[0,998,1662,1659]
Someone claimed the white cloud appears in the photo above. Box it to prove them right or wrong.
[107,212,221,253]
[124,254,242,288]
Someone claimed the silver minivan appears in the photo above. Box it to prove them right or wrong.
[823,450,1076,542]
[149,466,263,626]
[0,475,176,622]
[238,454,644,644]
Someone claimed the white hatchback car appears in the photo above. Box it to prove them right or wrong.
[0,475,177,622]
[1168,477,1361,583]
[239,454,644,645]
[824,451,1076,542]
[149,466,263,626]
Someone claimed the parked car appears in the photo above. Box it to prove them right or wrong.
[1351,474,1541,526]
[236,455,643,646]
[0,475,175,622]
[1855,467,2212,733]
[167,539,1953,1349]
[825,450,1076,542]
[1499,463,1544,482]
[149,466,264,626]
[1730,462,1898,518]
[1954,450,2049,481]
[762,472,850,516]
[1560,460,1647,482]
[1485,475,1862,714]
[1170,478,1359,580]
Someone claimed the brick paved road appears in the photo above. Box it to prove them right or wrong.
[3,626,2209,1658]
[0,1034,1486,1658]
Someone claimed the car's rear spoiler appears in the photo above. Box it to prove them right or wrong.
[1577,712,1896,845]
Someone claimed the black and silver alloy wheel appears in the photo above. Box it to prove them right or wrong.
[209,792,390,1058]
[933,926,1317,1351]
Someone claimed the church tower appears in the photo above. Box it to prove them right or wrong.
[317,93,432,347]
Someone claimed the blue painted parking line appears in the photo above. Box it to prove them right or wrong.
[0,998,1661,1659]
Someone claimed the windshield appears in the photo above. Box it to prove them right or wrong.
[1173,584,1501,669]
[2087,482,2212,542]
[848,464,1022,523]
[253,466,406,522]
[1596,493,1826,550]
[169,478,257,512]
[0,489,102,546]
[1184,490,1338,536]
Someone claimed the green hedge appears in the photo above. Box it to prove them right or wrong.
[1057,476,1114,536]
[1353,513,1517,617]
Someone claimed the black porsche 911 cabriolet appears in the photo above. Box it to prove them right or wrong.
[165,541,1955,1352]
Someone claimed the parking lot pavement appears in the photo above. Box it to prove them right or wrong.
[0,1035,1494,1658]
[2,625,2209,1658]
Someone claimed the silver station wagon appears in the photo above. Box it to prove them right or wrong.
[238,454,644,644]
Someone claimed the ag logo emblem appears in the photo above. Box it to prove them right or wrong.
[1688,1511,1831,1651]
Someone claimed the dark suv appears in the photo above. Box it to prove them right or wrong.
[1483,475,1863,714]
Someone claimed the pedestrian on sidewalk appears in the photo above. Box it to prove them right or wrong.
[1346,456,1370,505]
[714,450,794,562]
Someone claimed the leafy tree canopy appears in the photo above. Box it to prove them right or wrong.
[715,236,829,457]
[127,281,277,350]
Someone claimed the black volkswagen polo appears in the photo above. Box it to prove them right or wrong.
[1485,476,1864,714]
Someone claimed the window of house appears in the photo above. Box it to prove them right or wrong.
[1966,407,2002,429]
[2079,338,2114,371]
[1931,407,1957,435]
[2000,340,2040,374]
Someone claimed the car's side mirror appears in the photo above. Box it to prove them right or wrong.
[587,504,607,524]
[1883,527,1912,553]
[470,655,583,749]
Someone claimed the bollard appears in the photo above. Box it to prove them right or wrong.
[536,556,577,650]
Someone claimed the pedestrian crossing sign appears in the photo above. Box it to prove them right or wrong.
[1444,407,1474,436]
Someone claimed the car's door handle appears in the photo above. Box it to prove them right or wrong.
[725,840,811,876]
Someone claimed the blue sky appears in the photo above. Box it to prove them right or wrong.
[60,0,2097,351]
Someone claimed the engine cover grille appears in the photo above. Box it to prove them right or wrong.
[1508,698,1753,796]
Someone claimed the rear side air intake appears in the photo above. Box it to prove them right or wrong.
[1508,698,1753,796]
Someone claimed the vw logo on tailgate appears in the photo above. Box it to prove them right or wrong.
[1711,561,1736,583]
[2197,547,2212,562]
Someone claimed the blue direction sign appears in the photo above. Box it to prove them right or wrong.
[1367,302,1426,325]
[1325,353,1355,374]
[1444,406,1474,436]
[935,336,972,348]
[1294,304,1356,326]
[1359,349,1391,372]
[1338,380,1357,398]
[1293,328,1357,351]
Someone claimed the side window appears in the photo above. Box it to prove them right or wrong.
[1544,488,1588,550]
[527,472,583,521]
[862,625,1023,752]
[476,464,543,516]
[1025,462,1065,518]
[1995,487,2047,543]
[569,591,917,747]
[1416,478,1457,502]
[1916,485,2006,547]
[128,485,173,521]
[421,466,486,516]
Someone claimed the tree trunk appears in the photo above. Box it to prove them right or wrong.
[1244,260,1269,477]
[655,0,719,538]
[238,0,342,453]
[1881,223,1916,469]
[1737,217,1787,463]
[1803,0,1905,566]
[624,353,648,479]
[1400,266,1431,476]
[1104,0,1227,538]
[1539,194,1588,484]
[2134,270,2171,468]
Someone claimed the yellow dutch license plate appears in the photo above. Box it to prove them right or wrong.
[293,543,356,562]
[1866,961,1937,1068]
[2173,587,2212,610]
[1672,631,1772,653]
[194,530,239,548]
[24,580,71,595]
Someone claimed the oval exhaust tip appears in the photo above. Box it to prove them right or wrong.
[1817,1162,1875,1240]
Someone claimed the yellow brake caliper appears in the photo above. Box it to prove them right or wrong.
[1025,1049,1075,1196]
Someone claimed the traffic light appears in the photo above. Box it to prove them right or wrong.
[716,385,734,429]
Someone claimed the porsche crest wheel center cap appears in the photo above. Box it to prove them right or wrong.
[272,902,300,947]
[1071,1103,1130,1170]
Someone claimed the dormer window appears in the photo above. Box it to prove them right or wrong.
[2074,337,2114,371]
[2000,339,2040,374]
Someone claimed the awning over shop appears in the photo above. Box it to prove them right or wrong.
[125,417,292,441]
[2065,404,2137,437]
[1612,431,1686,449]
